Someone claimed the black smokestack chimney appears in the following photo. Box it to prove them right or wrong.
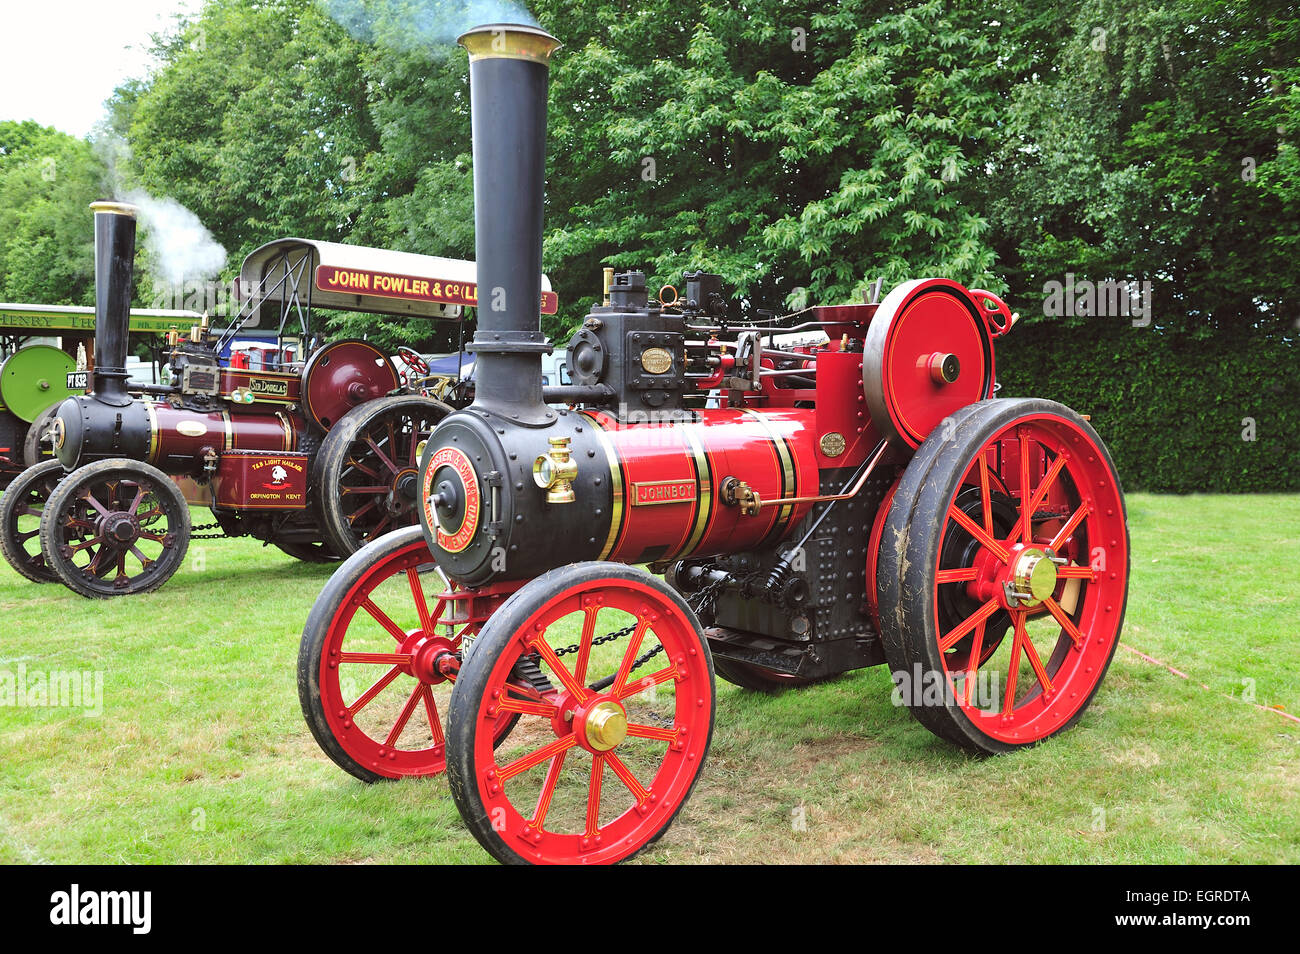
[88,200,138,406]
[457,23,561,426]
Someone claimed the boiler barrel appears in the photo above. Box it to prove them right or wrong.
[419,407,819,587]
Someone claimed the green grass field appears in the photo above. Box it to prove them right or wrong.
[0,493,1296,864]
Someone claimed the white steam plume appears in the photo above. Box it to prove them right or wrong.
[124,190,228,285]
[92,135,227,286]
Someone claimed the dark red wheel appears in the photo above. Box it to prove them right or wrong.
[446,563,715,865]
[298,525,515,781]
[314,395,451,555]
[0,460,74,583]
[877,398,1129,753]
[37,457,191,598]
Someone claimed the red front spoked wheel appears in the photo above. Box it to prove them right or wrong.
[879,399,1129,753]
[298,525,515,780]
[447,563,715,865]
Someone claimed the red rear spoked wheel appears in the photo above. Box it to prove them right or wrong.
[877,398,1129,753]
[447,563,715,865]
[298,525,516,781]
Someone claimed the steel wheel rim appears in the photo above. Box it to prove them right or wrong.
[317,536,469,778]
[931,414,1127,744]
[468,578,712,863]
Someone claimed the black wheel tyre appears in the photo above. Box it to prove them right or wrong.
[876,398,1130,754]
[711,655,837,693]
[39,458,191,598]
[0,460,68,583]
[447,562,716,865]
[315,395,451,557]
[274,539,343,563]
[23,403,60,466]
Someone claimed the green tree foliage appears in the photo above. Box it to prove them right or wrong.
[2,0,1295,488]
[0,122,105,304]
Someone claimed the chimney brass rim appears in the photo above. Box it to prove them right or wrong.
[89,200,139,218]
[457,22,561,63]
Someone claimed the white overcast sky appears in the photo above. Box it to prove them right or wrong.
[0,0,203,138]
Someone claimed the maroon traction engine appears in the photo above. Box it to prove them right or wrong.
[298,23,1130,865]
[0,206,500,597]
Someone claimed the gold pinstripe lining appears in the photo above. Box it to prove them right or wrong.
[585,414,624,560]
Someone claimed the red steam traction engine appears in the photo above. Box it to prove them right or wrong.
[0,209,555,597]
[297,23,1130,864]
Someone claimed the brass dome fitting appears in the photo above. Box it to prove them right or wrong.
[533,435,578,504]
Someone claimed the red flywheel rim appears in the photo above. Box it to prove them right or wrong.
[930,413,1127,745]
[470,577,712,864]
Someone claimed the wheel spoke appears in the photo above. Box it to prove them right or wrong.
[1056,566,1096,580]
[1023,452,1067,524]
[573,606,598,685]
[421,686,444,745]
[340,485,393,495]
[1042,596,1086,649]
[345,456,382,480]
[339,652,413,665]
[936,566,979,584]
[361,598,410,642]
[528,636,589,701]
[611,617,650,696]
[407,567,433,635]
[497,734,577,783]
[497,696,557,717]
[1018,430,1033,542]
[82,492,112,518]
[961,619,986,706]
[947,505,1009,562]
[1049,504,1090,552]
[606,751,650,805]
[1003,614,1025,716]
[347,665,402,715]
[978,454,994,535]
[383,683,424,747]
[364,436,399,476]
[616,664,679,700]
[531,749,568,828]
[585,754,605,839]
[1021,623,1054,696]
[939,599,999,653]
[626,722,676,742]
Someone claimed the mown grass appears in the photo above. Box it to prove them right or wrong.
[0,493,1296,864]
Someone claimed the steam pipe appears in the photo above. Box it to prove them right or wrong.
[458,23,562,427]
[89,201,138,407]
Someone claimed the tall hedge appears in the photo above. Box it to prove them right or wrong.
[996,318,1300,493]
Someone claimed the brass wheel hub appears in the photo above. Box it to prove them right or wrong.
[1009,547,1058,606]
[582,700,628,752]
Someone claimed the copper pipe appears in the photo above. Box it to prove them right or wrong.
[757,439,888,509]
